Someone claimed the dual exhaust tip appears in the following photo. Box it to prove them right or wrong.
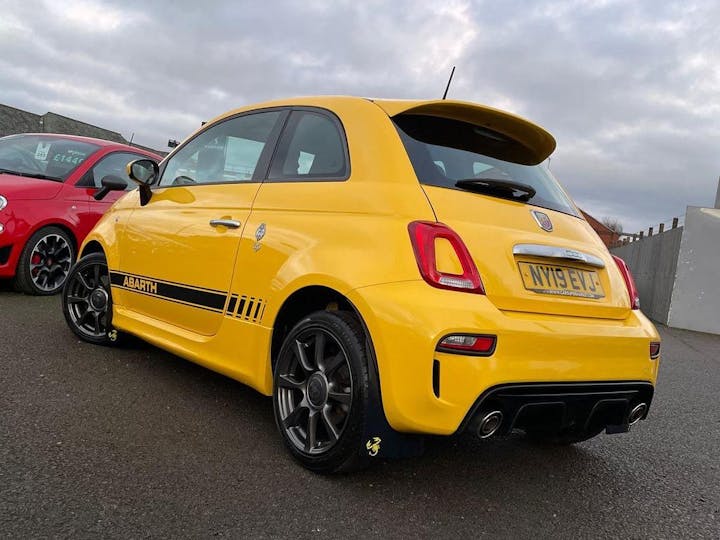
[475,402,648,439]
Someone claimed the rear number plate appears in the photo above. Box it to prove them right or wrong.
[518,262,605,299]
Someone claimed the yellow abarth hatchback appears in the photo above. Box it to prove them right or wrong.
[61,96,660,473]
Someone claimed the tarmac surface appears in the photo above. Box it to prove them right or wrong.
[1,288,718,538]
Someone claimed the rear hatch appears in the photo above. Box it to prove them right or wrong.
[375,99,632,320]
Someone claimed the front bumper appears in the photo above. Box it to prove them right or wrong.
[348,281,660,435]
[0,243,16,277]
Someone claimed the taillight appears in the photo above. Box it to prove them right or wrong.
[408,221,484,294]
[650,342,661,359]
[437,334,497,356]
[612,255,639,310]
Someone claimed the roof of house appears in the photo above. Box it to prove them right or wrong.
[0,103,165,156]
[580,209,617,234]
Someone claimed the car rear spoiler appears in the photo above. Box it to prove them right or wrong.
[371,99,556,165]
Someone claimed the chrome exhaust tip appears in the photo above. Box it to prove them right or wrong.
[629,403,648,426]
[476,410,503,439]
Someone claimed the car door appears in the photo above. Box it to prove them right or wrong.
[114,109,286,336]
[227,108,351,324]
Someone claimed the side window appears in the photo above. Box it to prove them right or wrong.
[78,152,148,189]
[267,110,348,181]
[159,110,281,187]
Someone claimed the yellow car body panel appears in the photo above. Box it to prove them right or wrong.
[79,95,660,438]
[348,281,658,433]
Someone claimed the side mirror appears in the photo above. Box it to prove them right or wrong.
[93,175,127,201]
[126,159,159,206]
[127,159,159,185]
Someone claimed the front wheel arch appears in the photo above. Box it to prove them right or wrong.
[80,240,105,259]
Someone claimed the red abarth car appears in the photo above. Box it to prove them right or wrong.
[0,133,161,294]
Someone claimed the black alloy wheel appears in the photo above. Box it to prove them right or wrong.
[15,226,74,295]
[273,310,369,473]
[62,252,120,346]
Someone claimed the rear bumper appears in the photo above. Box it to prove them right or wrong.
[459,381,654,438]
[348,281,660,435]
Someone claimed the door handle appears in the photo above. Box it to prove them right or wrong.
[209,219,241,229]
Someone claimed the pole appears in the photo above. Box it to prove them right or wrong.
[442,66,456,100]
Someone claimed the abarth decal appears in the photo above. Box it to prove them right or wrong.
[531,210,553,232]
[253,223,266,252]
[109,271,226,313]
[122,275,158,294]
[109,270,267,322]
[366,437,381,457]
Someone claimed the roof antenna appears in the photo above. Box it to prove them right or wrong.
[442,66,456,100]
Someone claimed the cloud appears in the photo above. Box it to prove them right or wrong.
[1,0,718,232]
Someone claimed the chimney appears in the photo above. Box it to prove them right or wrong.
[715,176,720,209]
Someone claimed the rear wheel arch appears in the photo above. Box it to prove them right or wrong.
[269,285,423,467]
[270,286,361,370]
[269,284,385,414]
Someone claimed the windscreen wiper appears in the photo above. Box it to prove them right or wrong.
[0,168,63,182]
[455,178,536,202]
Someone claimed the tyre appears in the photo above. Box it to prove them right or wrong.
[14,226,75,295]
[61,252,122,346]
[273,310,370,474]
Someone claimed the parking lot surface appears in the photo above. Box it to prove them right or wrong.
[1,289,718,538]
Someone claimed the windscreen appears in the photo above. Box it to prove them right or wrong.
[394,114,579,217]
[0,134,100,181]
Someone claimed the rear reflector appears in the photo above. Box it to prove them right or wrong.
[650,342,661,359]
[612,255,640,310]
[408,221,485,294]
[437,334,496,356]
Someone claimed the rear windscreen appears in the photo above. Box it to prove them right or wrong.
[394,114,579,217]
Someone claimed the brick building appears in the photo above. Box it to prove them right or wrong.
[581,209,621,247]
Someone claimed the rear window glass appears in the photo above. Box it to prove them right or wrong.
[0,134,99,180]
[394,114,579,217]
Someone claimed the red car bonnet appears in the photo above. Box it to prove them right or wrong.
[0,173,65,200]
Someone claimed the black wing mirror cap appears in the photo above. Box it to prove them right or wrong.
[93,174,128,201]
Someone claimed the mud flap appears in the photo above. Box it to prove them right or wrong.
[358,337,425,461]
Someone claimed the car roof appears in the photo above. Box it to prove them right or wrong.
[203,96,556,165]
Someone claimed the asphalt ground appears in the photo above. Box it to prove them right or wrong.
[1,286,718,539]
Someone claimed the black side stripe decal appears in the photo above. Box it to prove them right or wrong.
[226,294,266,324]
[110,270,267,323]
[110,271,226,312]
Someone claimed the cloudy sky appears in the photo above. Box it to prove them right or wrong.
[1,0,718,233]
